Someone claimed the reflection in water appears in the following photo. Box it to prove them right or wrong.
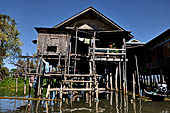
[1,91,170,113]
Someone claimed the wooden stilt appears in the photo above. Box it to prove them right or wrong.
[106,72,109,89]
[115,92,118,112]
[74,29,78,74]
[115,65,118,91]
[133,72,135,100]
[110,72,113,90]
[60,84,63,99]
[96,83,99,100]
[46,84,51,98]
[110,91,113,105]
[123,38,127,94]
[16,75,18,94]
[119,61,122,90]
[135,55,141,96]
[24,59,27,95]
[122,38,127,94]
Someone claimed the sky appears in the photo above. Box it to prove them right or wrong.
[1,0,170,69]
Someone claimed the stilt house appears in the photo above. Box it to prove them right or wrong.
[34,7,133,98]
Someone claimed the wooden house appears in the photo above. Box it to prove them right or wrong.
[144,29,170,89]
[34,7,133,98]
[145,29,170,70]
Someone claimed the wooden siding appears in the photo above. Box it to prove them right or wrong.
[37,33,71,55]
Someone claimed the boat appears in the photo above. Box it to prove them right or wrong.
[144,89,166,101]
[144,83,167,101]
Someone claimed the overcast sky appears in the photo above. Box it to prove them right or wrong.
[1,0,170,69]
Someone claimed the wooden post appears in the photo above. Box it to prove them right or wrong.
[133,73,135,100]
[123,38,127,94]
[115,92,118,111]
[96,83,99,100]
[24,59,27,95]
[46,84,51,98]
[135,55,141,96]
[124,38,127,94]
[68,42,71,74]
[74,29,78,74]
[110,91,113,105]
[106,71,109,89]
[93,32,96,86]
[119,61,122,90]
[110,72,113,90]
[115,65,118,91]
[60,84,63,99]
[16,73,18,94]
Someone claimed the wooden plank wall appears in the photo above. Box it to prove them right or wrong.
[37,33,71,55]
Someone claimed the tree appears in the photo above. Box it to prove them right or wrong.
[0,14,23,79]
[0,67,9,80]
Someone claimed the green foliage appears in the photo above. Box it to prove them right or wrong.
[0,77,28,88]
[0,67,9,77]
[0,14,23,64]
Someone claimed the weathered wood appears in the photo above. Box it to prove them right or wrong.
[106,72,109,89]
[115,65,118,91]
[133,73,135,100]
[65,74,100,77]
[24,59,27,95]
[119,61,122,90]
[16,77,18,94]
[46,84,51,98]
[135,55,141,96]
[63,80,93,83]
[0,96,61,101]
[110,72,113,90]
[74,29,78,74]
[95,52,126,55]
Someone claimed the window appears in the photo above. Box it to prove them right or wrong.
[47,46,57,52]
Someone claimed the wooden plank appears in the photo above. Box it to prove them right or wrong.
[49,88,106,92]
[94,48,126,51]
[65,74,100,77]
[49,88,93,91]
[44,73,63,76]
[0,97,61,101]
[94,58,128,61]
[63,80,93,83]
[94,52,126,55]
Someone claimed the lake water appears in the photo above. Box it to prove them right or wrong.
[0,89,170,113]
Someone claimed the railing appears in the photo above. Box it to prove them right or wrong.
[89,48,126,57]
